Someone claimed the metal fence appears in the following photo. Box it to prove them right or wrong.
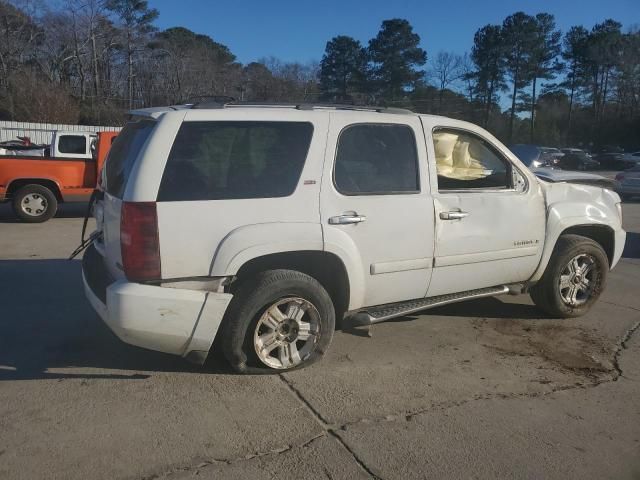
[0,121,122,145]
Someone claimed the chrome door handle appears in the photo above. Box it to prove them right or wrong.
[440,211,469,220]
[329,214,367,225]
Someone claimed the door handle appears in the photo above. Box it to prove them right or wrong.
[329,213,367,225]
[440,211,469,220]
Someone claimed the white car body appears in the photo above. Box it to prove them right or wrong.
[82,104,626,364]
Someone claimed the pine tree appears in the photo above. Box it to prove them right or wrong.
[367,19,426,101]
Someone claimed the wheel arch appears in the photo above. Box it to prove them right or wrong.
[530,217,616,283]
[7,178,63,202]
[231,250,351,321]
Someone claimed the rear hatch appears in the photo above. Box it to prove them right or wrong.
[94,118,157,280]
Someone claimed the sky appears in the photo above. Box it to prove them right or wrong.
[149,0,639,65]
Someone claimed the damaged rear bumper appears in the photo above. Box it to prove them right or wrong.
[82,244,232,363]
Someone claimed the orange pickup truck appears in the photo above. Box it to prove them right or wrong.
[0,130,118,222]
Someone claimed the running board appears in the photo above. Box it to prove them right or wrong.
[343,286,510,330]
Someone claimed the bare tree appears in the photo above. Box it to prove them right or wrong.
[429,51,463,112]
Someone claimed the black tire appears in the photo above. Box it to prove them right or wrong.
[530,234,608,318]
[12,184,58,223]
[219,269,335,374]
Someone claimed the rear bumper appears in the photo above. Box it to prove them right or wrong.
[82,244,232,363]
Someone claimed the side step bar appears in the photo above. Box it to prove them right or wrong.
[343,286,510,329]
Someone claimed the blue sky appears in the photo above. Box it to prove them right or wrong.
[150,0,639,65]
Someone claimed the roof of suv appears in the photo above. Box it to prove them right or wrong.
[129,102,423,119]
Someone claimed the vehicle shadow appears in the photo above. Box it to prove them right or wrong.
[622,231,640,259]
[0,258,232,381]
[0,203,89,223]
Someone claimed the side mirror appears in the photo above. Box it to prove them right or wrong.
[512,169,527,192]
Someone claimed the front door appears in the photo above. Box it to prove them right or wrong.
[320,114,434,309]
[425,126,546,296]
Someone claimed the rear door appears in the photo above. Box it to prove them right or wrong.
[320,113,434,309]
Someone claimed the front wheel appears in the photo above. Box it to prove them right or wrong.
[219,269,335,373]
[530,234,608,318]
[12,184,58,223]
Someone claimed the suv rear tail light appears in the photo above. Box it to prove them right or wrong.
[120,202,161,281]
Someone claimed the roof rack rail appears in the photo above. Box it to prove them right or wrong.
[189,100,414,115]
[294,103,414,114]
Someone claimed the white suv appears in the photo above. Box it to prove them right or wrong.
[82,103,626,373]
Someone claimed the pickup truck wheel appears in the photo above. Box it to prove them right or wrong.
[12,184,58,223]
[220,269,335,373]
[530,234,608,318]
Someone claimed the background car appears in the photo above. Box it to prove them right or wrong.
[538,147,564,167]
[621,151,640,165]
[509,144,554,168]
[509,145,613,188]
[593,152,636,170]
[558,148,600,170]
[615,165,640,201]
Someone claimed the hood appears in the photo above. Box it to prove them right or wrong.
[540,175,620,208]
[532,167,614,189]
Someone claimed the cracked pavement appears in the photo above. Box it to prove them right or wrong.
[1,201,639,480]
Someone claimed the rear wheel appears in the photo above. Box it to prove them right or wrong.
[12,184,58,223]
[530,234,608,318]
[219,269,335,373]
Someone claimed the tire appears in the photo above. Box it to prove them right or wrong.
[530,234,608,318]
[219,269,335,374]
[12,184,58,223]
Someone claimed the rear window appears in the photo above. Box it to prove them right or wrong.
[58,135,87,155]
[104,120,156,198]
[157,121,313,201]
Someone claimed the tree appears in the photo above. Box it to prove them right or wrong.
[585,20,622,125]
[613,30,640,119]
[430,51,462,113]
[528,13,562,142]
[561,26,589,140]
[501,12,537,142]
[0,1,42,118]
[105,0,158,109]
[319,35,367,101]
[149,27,239,104]
[469,24,506,127]
[368,18,426,101]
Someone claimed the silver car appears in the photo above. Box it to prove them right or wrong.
[615,166,640,200]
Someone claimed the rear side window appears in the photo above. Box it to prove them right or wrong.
[334,124,419,195]
[58,135,87,155]
[104,120,156,198]
[157,121,313,201]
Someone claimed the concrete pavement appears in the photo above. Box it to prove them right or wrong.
[0,200,638,479]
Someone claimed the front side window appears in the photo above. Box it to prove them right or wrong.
[58,135,87,155]
[433,128,512,191]
[334,124,419,195]
[157,121,313,201]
